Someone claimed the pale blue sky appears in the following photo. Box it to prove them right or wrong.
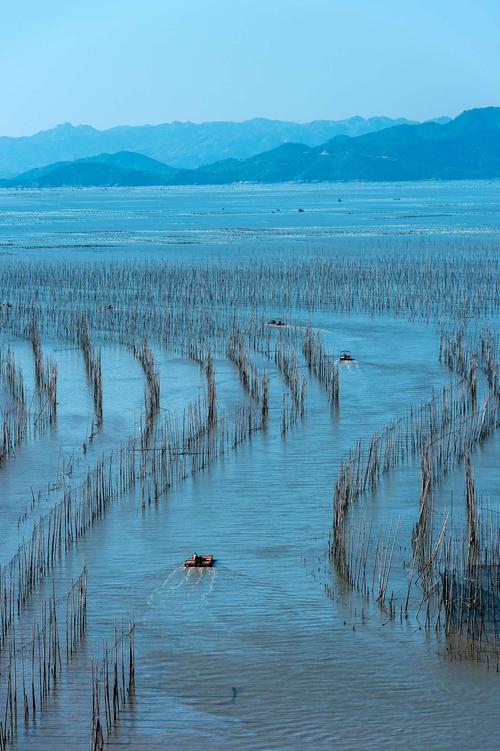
[1,0,499,136]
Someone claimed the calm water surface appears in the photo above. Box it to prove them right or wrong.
[0,182,498,750]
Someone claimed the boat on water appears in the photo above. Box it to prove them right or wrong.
[266,319,286,327]
[339,351,354,362]
[184,553,214,568]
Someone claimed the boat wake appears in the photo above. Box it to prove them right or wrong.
[337,359,360,369]
[147,565,217,608]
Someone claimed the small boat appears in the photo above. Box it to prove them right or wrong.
[266,319,286,327]
[339,351,354,362]
[184,553,214,568]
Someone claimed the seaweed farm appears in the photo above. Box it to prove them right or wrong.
[0,182,499,750]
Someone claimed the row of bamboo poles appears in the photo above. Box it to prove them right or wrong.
[0,339,58,465]
[302,326,339,408]
[330,322,500,661]
[479,327,500,398]
[0,569,87,750]
[90,621,135,751]
[77,318,103,426]
[227,329,269,420]
[411,453,500,662]
[331,383,498,604]
[30,319,58,426]
[0,245,497,346]
[133,340,160,437]
[440,329,477,402]
[273,336,307,432]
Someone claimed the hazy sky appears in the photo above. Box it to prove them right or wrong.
[1,0,499,136]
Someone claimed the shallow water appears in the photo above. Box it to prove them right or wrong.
[0,182,498,750]
[1,181,500,260]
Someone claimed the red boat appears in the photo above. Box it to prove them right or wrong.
[184,554,214,568]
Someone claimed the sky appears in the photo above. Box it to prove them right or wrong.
[1,0,499,136]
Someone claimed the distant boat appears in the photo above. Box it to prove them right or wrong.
[184,553,214,568]
[339,351,354,362]
[266,319,286,327]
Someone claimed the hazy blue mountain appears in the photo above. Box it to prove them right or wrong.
[85,151,175,174]
[0,116,422,177]
[4,108,498,187]
[167,107,500,183]
[4,152,172,187]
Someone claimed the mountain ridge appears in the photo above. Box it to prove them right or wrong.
[2,108,499,187]
[0,115,437,177]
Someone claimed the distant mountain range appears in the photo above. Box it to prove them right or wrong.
[2,107,499,187]
[0,115,438,178]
